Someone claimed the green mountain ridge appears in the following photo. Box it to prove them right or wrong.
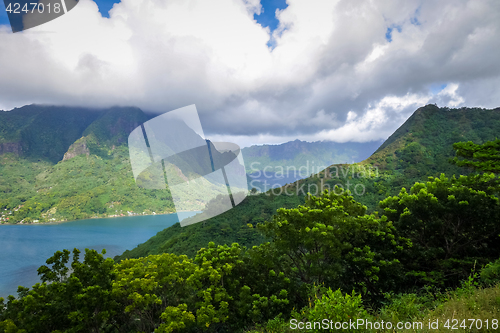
[286,104,500,210]
[116,104,500,260]
[0,105,101,163]
[365,104,500,175]
[0,105,179,223]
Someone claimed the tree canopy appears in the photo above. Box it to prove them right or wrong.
[452,138,500,173]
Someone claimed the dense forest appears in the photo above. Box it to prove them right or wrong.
[1,105,500,332]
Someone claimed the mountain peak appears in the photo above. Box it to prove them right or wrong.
[364,105,500,174]
[0,105,149,163]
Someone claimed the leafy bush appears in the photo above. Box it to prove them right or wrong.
[292,286,370,333]
[0,319,26,333]
[480,258,500,286]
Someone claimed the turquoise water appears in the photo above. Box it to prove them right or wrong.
[0,212,197,298]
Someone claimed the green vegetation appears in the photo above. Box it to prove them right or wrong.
[2,104,500,331]
[451,138,500,173]
[2,179,500,332]
[0,106,202,223]
[247,281,500,333]
[0,147,177,223]
[116,191,304,259]
[380,174,500,288]
[0,105,101,163]
[3,104,498,224]
[256,190,406,303]
[119,105,500,270]
[275,104,500,212]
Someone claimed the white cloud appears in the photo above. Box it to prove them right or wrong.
[0,0,499,146]
[210,92,432,147]
[436,83,464,107]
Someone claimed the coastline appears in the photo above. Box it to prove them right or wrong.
[0,209,201,226]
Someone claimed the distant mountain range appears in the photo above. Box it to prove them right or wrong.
[0,104,382,224]
[242,139,383,191]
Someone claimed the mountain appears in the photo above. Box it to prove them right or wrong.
[285,104,500,209]
[0,104,151,162]
[115,104,500,260]
[0,104,101,163]
[0,105,180,224]
[366,104,500,172]
[0,104,382,225]
[0,105,251,224]
[243,139,382,168]
[242,139,383,191]
[3,103,499,230]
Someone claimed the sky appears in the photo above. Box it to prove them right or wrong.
[0,0,499,148]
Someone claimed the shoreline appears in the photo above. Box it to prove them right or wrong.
[0,210,200,226]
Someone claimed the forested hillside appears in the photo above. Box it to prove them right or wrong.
[0,105,178,223]
[117,104,500,259]
[0,105,238,223]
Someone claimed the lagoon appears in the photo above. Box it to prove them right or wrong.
[0,212,197,298]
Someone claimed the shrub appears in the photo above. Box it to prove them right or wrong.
[292,286,371,333]
[480,259,500,286]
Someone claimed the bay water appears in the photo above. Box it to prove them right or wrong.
[0,212,197,298]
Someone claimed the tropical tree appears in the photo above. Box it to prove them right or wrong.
[452,138,500,173]
[380,174,500,288]
[194,242,291,329]
[0,249,118,333]
[257,189,407,304]
[112,252,232,333]
[451,138,500,193]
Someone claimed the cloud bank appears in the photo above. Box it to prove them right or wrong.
[0,0,499,147]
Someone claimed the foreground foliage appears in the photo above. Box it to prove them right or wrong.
[380,174,500,288]
[0,190,405,332]
[2,176,499,332]
[2,136,500,331]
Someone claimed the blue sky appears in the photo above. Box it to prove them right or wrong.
[253,0,287,32]
[0,4,7,26]
[93,0,288,28]
[1,0,287,32]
